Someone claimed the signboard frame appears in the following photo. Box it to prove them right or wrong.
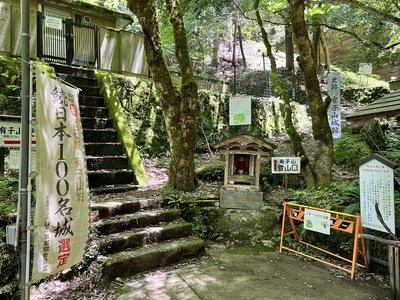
[229,97,251,126]
[357,154,396,234]
[280,202,368,279]
[0,115,36,147]
[271,157,301,174]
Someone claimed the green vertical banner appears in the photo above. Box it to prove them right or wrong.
[32,72,90,283]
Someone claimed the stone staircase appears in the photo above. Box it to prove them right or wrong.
[52,64,205,280]
[91,194,205,280]
[52,64,138,194]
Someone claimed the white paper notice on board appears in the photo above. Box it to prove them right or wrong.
[229,97,251,126]
[359,158,395,233]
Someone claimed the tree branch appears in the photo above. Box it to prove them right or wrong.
[307,0,400,26]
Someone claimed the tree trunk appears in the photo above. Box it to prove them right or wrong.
[313,26,322,74]
[165,0,198,190]
[254,0,316,187]
[285,26,294,72]
[320,31,330,71]
[127,0,197,191]
[237,23,247,68]
[288,0,334,187]
[211,33,220,68]
[232,16,237,94]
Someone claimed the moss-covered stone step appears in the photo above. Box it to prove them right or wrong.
[102,237,205,280]
[196,199,219,207]
[64,74,97,87]
[86,155,129,170]
[89,184,139,195]
[90,197,161,219]
[88,169,135,188]
[85,142,124,156]
[83,128,118,143]
[99,221,193,254]
[52,64,95,78]
[79,95,104,107]
[94,208,181,235]
[75,85,101,96]
[80,105,108,118]
[81,117,113,129]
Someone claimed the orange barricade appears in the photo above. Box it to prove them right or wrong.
[279,202,368,279]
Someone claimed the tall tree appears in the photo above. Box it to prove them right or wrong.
[252,0,334,187]
[127,0,198,191]
[254,0,316,187]
[288,0,334,187]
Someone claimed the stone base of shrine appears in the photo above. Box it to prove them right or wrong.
[220,189,263,210]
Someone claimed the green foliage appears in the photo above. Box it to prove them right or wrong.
[196,163,224,181]
[236,71,269,97]
[333,134,370,168]
[360,119,386,152]
[95,71,169,157]
[0,174,19,299]
[0,176,19,217]
[0,57,22,115]
[293,180,360,212]
[163,194,208,238]
[95,71,298,158]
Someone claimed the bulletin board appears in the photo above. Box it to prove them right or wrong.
[280,202,368,279]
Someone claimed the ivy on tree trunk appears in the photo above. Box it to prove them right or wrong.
[127,0,198,191]
[254,0,315,188]
[288,0,334,187]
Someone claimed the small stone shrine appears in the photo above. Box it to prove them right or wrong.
[213,132,277,209]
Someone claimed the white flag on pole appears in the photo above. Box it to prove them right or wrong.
[32,72,90,283]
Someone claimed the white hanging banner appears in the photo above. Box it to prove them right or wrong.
[32,72,90,283]
[327,72,341,139]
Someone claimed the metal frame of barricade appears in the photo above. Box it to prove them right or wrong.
[280,202,368,279]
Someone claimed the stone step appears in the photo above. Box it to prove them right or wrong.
[94,208,181,235]
[85,142,124,156]
[102,237,205,280]
[90,184,140,195]
[83,129,118,143]
[99,221,193,254]
[86,155,129,171]
[80,106,108,118]
[65,75,97,87]
[79,95,106,107]
[52,63,95,78]
[196,199,220,207]
[90,197,162,219]
[88,169,135,188]
[76,85,101,96]
[81,117,113,129]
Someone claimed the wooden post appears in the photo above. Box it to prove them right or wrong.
[0,148,5,176]
[389,245,400,300]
